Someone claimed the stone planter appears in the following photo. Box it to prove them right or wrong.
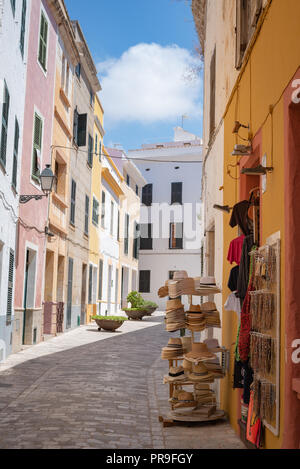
[144,307,157,316]
[94,319,124,332]
[123,309,148,321]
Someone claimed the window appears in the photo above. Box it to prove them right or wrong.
[10,0,16,16]
[70,179,76,225]
[236,0,262,69]
[171,182,183,205]
[126,174,130,186]
[140,224,153,250]
[209,47,216,139]
[169,223,183,250]
[110,201,114,236]
[7,250,14,324]
[99,140,102,162]
[84,195,89,235]
[75,62,81,79]
[98,259,103,300]
[142,184,153,206]
[20,0,27,57]
[139,270,150,293]
[133,222,140,260]
[135,185,139,196]
[12,118,19,189]
[73,108,87,147]
[0,81,10,169]
[32,113,43,181]
[88,134,93,167]
[95,134,98,157]
[92,197,99,226]
[88,264,93,304]
[101,191,105,228]
[124,213,129,255]
[38,12,48,71]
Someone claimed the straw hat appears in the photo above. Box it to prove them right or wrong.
[173,271,188,280]
[187,305,202,313]
[200,301,217,312]
[168,388,182,404]
[166,299,184,312]
[181,336,192,353]
[158,286,169,298]
[188,362,215,382]
[167,366,187,382]
[200,276,216,286]
[182,358,193,372]
[204,338,223,353]
[166,323,186,332]
[173,391,197,410]
[161,338,183,359]
[184,343,217,362]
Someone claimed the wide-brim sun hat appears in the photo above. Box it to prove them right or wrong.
[184,343,217,362]
[173,271,188,280]
[173,391,197,410]
[167,366,187,382]
[200,276,216,286]
[166,299,184,312]
[200,301,217,312]
[188,362,215,382]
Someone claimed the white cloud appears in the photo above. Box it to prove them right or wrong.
[97,43,202,126]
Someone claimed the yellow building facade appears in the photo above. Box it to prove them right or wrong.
[193,0,300,449]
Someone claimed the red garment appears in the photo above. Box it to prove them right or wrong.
[227,235,245,265]
[238,278,254,362]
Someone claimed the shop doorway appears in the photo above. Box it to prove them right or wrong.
[23,248,37,344]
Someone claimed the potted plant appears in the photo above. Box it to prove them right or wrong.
[142,301,158,316]
[92,315,128,332]
[123,291,149,320]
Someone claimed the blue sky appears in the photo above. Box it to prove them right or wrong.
[65,0,203,151]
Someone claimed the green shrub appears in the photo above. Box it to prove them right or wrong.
[92,315,128,322]
[126,291,145,308]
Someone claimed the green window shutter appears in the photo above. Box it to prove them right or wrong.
[92,198,99,226]
[7,250,14,323]
[0,82,10,168]
[88,264,93,304]
[70,179,76,224]
[32,113,42,180]
[84,195,89,234]
[101,191,106,228]
[20,0,27,57]
[124,214,129,255]
[11,0,16,16]
[88,134,93,167]
[38,13,48,71]
[77,113,87,147]
[98,259,103,300]
[12,118,19,189]
[73,108,78,145]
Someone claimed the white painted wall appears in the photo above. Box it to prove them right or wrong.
[128,128,204,310]
[0,0,30,361]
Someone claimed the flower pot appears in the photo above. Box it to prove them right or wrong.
[123,309,148,321]
[94,319,124,332]
[144,307,157,316]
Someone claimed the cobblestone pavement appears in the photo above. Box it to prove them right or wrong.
[0,315,244,449]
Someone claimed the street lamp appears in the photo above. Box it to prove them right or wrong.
[20,165,56,204]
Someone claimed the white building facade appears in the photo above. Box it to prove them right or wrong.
[128,127,204,310]
[0,0,30,361]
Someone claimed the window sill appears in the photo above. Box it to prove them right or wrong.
[60,87,71,109]
[52,191,68,209]
[69,222,76,231]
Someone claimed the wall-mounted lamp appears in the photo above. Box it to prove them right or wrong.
[233,121,250,134]
[20,165,56,204]
[241,165,274,176]
[232,144,253,157]
[213,204,232,213]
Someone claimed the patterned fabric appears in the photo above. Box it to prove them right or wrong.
[238,278,255,362]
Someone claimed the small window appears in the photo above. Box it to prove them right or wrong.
[236,0,262,69]
[171,182,183,205]
[133,222,140,260]
[92,197,99,226]
[73,108,87,147]
[38,12,48,71]
[140,224,153,250]
[142,184,153,206]
[126,174,130,186]
[75,62,81,79]
[139,270,150,293]
[99,140,102,162]
[124,213,129,255]
[169,223,183,250]
[88,134,93,167]
[98,259,103,300]
[84,195,89,235]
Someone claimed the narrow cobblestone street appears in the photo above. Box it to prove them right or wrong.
[0,315,244,449]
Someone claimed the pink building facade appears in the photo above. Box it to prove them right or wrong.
[14,0,57,349]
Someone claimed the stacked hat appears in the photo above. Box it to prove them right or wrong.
[165,299,186,332]
[199,276,217,287]
[165,366,187,382]
[201,302,221,328]
[158,285,169,298]
[173,391,197,411]
[184,342,217,364]
[186,313,206,332]
[194,277,221,295]
[194,384,216,405]
[168,278,196,298]
[168,387,182,404]
[161,338,183,359]
[187,362,215,383]
[203,358,224,378]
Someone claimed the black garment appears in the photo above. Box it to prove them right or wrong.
[229,200,253,236]
[233,359,244,389]
[228,266,239,292]
[242,360,254,405]
[236,235,255,301]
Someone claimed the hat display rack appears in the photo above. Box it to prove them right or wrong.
[158,271,229,426]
